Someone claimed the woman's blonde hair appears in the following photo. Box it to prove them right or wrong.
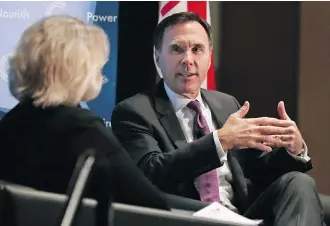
[9,15,109,107]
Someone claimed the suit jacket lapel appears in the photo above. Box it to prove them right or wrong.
[153,86,233,148]
[153,81,187,149]
[201,89,228,129]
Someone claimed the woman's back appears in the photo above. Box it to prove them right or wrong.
[0,100,169,210]
[0,101,82,193]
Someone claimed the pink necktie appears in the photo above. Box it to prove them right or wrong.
[187,100,221,203]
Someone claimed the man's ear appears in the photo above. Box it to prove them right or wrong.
[155,50,160,66]
[206,51,212,70]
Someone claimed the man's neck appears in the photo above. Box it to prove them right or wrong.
[180,92,199,99]
[163,81,200,100]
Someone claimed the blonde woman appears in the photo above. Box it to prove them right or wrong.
[0,15,168,210]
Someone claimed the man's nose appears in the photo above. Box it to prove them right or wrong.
[181,51,194,67]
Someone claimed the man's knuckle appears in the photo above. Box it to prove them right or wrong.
[244,128,252,135]
[261,117,268,121]
[250,126,257,133]
[247,140,254,146]
[263,135,269,141]
[289,126,296,133]
[258,126,266,133]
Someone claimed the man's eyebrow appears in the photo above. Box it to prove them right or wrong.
[169,41,183,46]
[192,43,205,48]
[167,42,206,49]
[168,42,183,49]
[169,41,205,46]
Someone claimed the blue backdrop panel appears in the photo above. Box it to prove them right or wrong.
[0,1,118,128]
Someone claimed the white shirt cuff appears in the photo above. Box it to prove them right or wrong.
[286,139,310,163]
[212,131,226,162]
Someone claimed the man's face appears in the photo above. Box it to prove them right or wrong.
[156,21,211,98]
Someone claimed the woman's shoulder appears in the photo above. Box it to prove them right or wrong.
[56,106,123,156]
[65,106,104,127]
[64,107,120,145]
[2,100,105,128]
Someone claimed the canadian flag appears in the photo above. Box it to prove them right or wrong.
[155,1,216,90]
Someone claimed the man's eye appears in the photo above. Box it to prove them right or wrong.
[171,45,183,53]
[192,46,203,52]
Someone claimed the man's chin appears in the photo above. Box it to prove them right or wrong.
[176,87,199,98]
[183,84,199,92]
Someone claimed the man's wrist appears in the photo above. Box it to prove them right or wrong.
[217,129,230,152]
[293,144,304,156]
[212,131,226,161]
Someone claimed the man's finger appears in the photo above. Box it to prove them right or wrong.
[256,125,296,135]
[263,141,292,150]
[277,101,291,120]
[262,142,273,147]
[247,117,287,126]
[247,117,294,127]
[270,134,294,142]
[247,141,272,152]
[256,126,287,135]
[242,135,279,151]
[233,101,250,118]
[250,134,285,145]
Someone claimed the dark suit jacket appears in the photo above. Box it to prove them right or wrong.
[0,99,169,210]
[0,110,6,119]
[111,80,312,213]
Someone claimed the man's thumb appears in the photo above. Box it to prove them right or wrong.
[235,101,250,118]
[277,101,290,120]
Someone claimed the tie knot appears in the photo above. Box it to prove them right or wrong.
[187,100,201,113]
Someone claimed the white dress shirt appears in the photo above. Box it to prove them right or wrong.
[164,82,310,210]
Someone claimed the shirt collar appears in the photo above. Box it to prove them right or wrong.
[164,81,205,113]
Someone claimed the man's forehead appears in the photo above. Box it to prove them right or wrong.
[162,22,208,45]
[163,21,208,39]
[169,40,205,46]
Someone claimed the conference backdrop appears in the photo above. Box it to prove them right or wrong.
[0,1,119,128]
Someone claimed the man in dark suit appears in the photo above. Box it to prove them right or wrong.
[111,12,325,225]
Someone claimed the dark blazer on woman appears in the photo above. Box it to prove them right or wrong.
[0,99,169,210]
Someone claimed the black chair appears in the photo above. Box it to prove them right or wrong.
[164,193,208,212]
[0,181,238,226]
[319,194,330,225]
[0,181,96,226]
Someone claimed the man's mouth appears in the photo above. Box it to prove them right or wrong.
[177,73,197,77]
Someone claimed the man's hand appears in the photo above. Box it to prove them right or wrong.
[264,101,303,155]
[217,101,294,153]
